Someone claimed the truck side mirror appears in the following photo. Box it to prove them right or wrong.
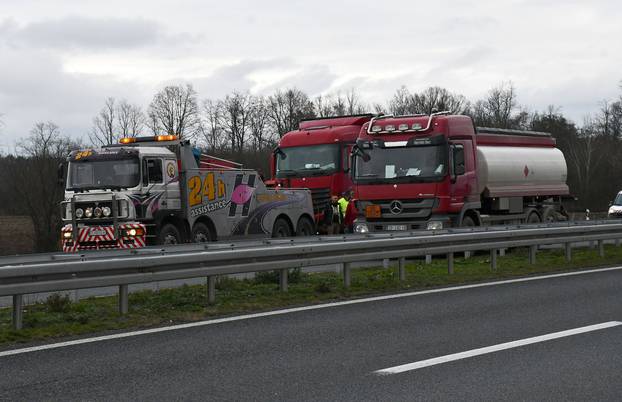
[57,162,65,186]
[352,146,370,162]
[274,147,286,160]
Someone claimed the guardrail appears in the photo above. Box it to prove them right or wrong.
[2,220,622,330]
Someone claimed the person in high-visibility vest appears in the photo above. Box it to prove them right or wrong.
[338,189,353,232]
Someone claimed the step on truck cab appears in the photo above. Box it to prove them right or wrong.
[351,112,569,233]
[271,114,374,225]
[60,135,315,252]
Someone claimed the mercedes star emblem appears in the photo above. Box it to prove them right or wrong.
[390,200,403,215]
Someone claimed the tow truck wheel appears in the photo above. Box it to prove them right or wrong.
[460,216,475,227]
[527,211,542,224]
[296,217,315,236]
[159,223,182,245]
[192,222,213,243]
[272,218,292,238]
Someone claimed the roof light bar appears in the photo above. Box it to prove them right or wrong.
[119,135,179,144]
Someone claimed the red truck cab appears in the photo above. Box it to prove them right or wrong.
[272,114,373,221]
[351,112,569,233]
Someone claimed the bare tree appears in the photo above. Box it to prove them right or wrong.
[89,97,116,146]
[267,88,315,137]
[200,99,226,151]
[116,100,145,138]
[388,86,469,116]
[313,94,334,118]
[472,82,518,128]
[248,96,272,150]
[219,91,253,153]
[7,122,80,251]
[148,84,200,139]
[388,86,413,115]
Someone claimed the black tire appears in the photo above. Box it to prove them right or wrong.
[158,223,182,245]
[541,207,556,223]
[192,222,213,243]
[526,211,541,224]
[296,216,315,236]
[461,215,476,227]
[272,218,292,238]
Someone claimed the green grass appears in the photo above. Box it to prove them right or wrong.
[1,244,622,347]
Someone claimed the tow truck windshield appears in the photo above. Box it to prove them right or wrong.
[276,144,339,177]
[354,144,447,183]
[67,157,140,190]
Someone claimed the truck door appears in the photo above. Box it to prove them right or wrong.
[450,140,477,204]
[142,158,166,218]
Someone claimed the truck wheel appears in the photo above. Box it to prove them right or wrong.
[272,218,292,238]
[158,223,182,245]
[296,217,315,236]
[461,216,475,227]
[527,211,541,224]
[541,207,556,223]
[192,222,213,243]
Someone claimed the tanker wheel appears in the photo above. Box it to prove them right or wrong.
[541,207,557,223]
[460,216,476,227]
[295,216,315,237]
[527,211,542,224]
[158,223,182,245]
[272,218,292,238]
[192,222,213,243]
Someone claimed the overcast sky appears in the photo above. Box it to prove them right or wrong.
[0,0,620,150]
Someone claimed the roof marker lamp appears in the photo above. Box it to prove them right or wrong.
[385,125,395,132]
[398,124,409,131]
[371,125,382,133]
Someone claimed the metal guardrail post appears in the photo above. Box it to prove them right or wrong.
[207,276,216,304]
[343,263,351,288]
[616,239,621,247]
[490,249,497,271]
[447,252,454,274]
[398,257,406,281]
[13,295,23,330]
[382,259,390,269]
[598,240,605,257]
[565,243,572,262]
[425,255,432,264]
[529,245,537,264]
[499,249,506,257]
[279,269,288,292]
[464,251,471,259]
[119,285,128,315]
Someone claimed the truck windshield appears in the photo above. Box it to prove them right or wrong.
[67,157,140,190]
[355,145,447,183]
[277,144,339,177]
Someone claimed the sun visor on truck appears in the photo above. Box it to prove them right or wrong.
[357,134,446,149]
[67,148,139,162]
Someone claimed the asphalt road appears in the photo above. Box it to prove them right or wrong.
[1,267,621,401]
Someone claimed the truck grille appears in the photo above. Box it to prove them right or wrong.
[311,188,331,214]
[367,198,436,221]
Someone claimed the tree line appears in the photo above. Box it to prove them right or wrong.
[0,81,620,252]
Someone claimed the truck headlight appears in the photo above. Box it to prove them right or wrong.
[354,222,369,233]
[75,208,84,218]
[427,221,443,230]
[102,206,112,217]
[94,207,103,218]
[85,207,93,218]
[62,231,72,239]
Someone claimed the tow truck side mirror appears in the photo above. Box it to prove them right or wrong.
[57,162,65,186]
[352,146,370,162]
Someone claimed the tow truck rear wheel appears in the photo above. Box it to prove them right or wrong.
[460,216,475,227]
[295,217,315,236]
[272,218,292,238]
[192,222,213,243]
[159,223,182,245]
[527,211,542,224]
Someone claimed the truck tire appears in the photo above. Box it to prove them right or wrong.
[461,216,475,227]
[541,207,556,223]
[192,222,213,243]
[296,216,315,236]
[527,211,541,224]
[158,223,182,245]
[272,218,292,238]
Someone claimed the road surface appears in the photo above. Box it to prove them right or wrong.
[1,266,621,401]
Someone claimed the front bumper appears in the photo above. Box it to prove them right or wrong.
[61,223,146,252]
[354,216,452,233]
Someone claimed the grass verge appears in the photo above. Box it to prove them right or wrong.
[1,244,622,347]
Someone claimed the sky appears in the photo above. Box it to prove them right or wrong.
[0,0,621,151]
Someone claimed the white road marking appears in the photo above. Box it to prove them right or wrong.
[2,265,622,358]
[375,321,622,375]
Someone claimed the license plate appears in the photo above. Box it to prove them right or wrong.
[89,228,107,236]
[386,224,407,231]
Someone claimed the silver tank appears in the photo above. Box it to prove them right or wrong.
[476,146,568,196]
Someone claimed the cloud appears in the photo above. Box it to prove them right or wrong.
[1,16,198,51]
